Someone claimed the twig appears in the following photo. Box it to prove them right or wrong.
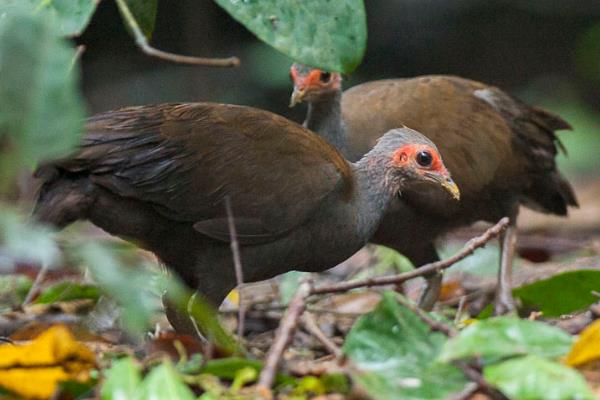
[301,312,343,359]
[311,217,509,295]
[22,263,49,307]
[455,296,467,324]
[395,295,457,337]
[225,196,246,339]
[69,45,86,72]
[114,0,239,67]
[257,279,313,394]
[447,382,478,400]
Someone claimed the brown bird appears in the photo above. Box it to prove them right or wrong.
[33,102,459,331]
[290,64,578,313]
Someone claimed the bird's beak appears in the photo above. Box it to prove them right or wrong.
[289,86,306,107]
[425,173,461,200]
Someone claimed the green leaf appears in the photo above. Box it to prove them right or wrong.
[199,357,262,380]
[0,207,61,268]
[29,0,97,36]
[34,281,100,304]
[514,269,600,317]
[122,0,157,39]
[162,278,242,356]
[101,357,142,400]
[439,316,573,364]
[343,292,468,400]
[136,361,195,400]
[0,5,84,168]
[484,355,595,400]
[73,241,157,333]
[214,0,367,73]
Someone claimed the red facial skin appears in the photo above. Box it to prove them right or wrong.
[290,66,342,93]
[391,144,450,178]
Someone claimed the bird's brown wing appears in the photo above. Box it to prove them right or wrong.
[52,103,354,244]
[342,76,576,214]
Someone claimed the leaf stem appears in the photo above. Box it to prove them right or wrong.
[114,0,240,67]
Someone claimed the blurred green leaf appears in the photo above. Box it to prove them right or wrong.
[119,0,158,39]
[34,281,100,304]
[136,361,195,400]
[0,207,61,269]
[26,0,97,36]
[484,355,594,400]
[343,292,468,400]
[73,241,157,333]
[162,282,242,356]
[214,0,367,73]
[514,269,600,317]
[0,4,84,169]
[439,316,573,364]
[101,357,142,400]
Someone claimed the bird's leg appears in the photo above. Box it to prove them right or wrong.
[494,210,519,315]
[415,243,442,311]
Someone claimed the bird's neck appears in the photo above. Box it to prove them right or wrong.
[350,155,398,241]
[304,91,347,156]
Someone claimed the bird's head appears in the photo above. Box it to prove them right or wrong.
[289,63,342,107]
[375,128,460,201]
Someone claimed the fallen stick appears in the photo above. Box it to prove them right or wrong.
[257,278,313,394]
[311,217,509,295]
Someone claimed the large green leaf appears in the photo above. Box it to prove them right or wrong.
[122,0,158,39]
[30,0,97,36]
[0,5,84,169]
[439,316,573,364]
[484,355,595,400]
[514,269,600,317]
[101,357,142,400]
[135,361,195,400]
[343,292,468,400]
[214,0,366,73]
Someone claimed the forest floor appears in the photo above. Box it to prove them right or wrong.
[0,178,599,399]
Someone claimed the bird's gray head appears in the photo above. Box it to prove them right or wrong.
[289,63,342,107]
[369,127,460,200]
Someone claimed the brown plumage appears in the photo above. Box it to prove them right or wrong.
[290,66,578,312]
[33,102,458,329]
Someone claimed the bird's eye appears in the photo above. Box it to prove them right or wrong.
[320,72,331,83]
[416,150,433,167]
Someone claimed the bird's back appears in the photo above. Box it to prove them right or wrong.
[341,75,577,220]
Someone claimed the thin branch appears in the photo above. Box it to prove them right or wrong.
[22,263,49,307]
[257,278,313,393]
[114,0,239,67]
[455,296,467,324]
[225,196,246,339]
[395,295,457,337]
[301,312,343,359]
[311,217,509,295]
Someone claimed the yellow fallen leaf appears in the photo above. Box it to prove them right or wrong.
[0,325,95,399]
[566,319,600,367]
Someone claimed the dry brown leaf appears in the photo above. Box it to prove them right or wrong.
[0,324,96,399]
[566,319,600,367]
